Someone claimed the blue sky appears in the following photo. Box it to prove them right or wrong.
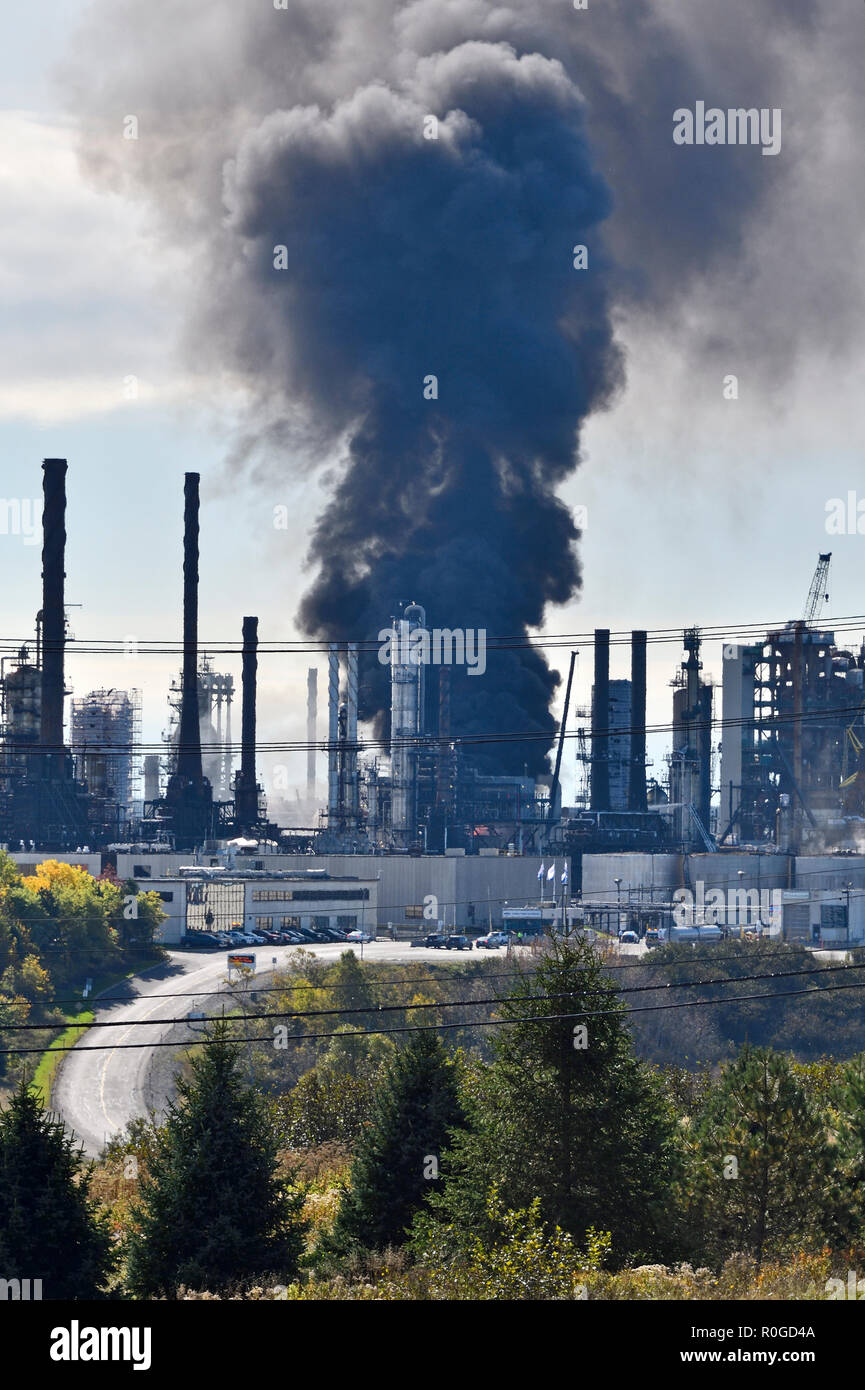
[2,1,864,810]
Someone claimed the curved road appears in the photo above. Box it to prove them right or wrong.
[52,941,497,1156]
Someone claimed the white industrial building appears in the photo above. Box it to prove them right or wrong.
[112,847,548,933]
[128,869,380,945]
[781,888,865,947]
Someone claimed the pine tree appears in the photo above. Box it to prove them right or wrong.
[683,1045,841,1265]
[125,1028,307,1296]
[324,1030,464,1255]
[427,936,680,1263]
[0,1080,114,1299]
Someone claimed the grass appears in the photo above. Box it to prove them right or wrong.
[30,1007,94,1105]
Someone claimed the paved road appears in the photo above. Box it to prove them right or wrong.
[52,940,516,1156]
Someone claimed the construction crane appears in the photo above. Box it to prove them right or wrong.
[803,552,831,626]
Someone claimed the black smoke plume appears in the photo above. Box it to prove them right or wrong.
[62,0,860,771]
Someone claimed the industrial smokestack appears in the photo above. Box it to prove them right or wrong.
[590,628,610,812]
[176,472,203,784]
[235,615,259,826]
[164,472,213,848]
[346,642,359,822]
[40,458,67,772]
[327,644,340,819]
[306,667,317,799]
[629,630,647,813]
[143,753,161,803]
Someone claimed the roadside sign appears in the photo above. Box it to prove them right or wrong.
[228,952,255,973]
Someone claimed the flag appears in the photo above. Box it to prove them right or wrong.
[538,862,545,880]
[546,863,556,881]
[561,867,568,885]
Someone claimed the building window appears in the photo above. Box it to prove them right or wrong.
[255,917,273,930]
[313,915,330,929]
[405,905,425,920]
[158,892,174,903]
[134,865,151,877]
[821,903,848,931]
[280,916,301,929]
[337,915,357,929]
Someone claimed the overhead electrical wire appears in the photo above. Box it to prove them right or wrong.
[4,955,865,1033]
[2,611,864,657]
[4,974,865,1056]
[13,691,865,759]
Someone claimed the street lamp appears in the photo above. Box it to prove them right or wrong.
[738,869,745,941]
[614,877,622,939]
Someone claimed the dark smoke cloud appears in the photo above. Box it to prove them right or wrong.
[61,0,865,771]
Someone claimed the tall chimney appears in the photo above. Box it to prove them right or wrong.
[590,628,610,812]
[327,644,340,818]
[346,642,359,821]
[235,615,259,825]
[629,630,647,812]
[306,668,317,799]
[40,458,67,772]
[143,753,161,803]
[176,472,203,784]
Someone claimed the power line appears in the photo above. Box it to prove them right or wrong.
[2,612,864,655]
[18,939,865,1010]
[9,690,865,760]
[6,973,865,1056]
[6,956,864,1034]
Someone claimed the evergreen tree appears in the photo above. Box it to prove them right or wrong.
[427,936,679,1263]
[324,1030,464,1255]
[125,1028,307,1296]
[683,1044,842,1265]
[0,1080,114,1299]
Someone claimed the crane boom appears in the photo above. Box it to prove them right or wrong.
[803,552,831,625]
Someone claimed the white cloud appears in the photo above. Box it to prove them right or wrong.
[0,111,200,422]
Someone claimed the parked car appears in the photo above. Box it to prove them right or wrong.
[475,931,510,949]
[346,929,374,943]
[446,934,471,951]
[619,930,639,944]
[188,931,220,949]
[412,933,448,949]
